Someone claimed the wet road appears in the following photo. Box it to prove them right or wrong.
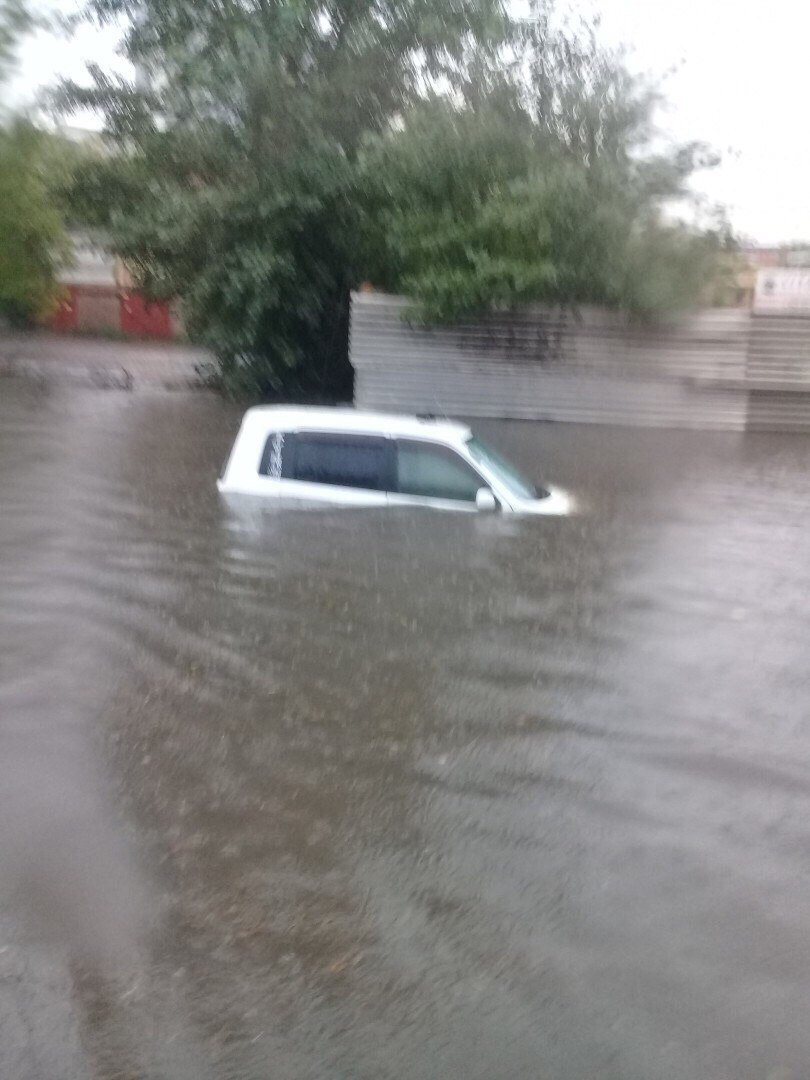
[2,378,810,1079]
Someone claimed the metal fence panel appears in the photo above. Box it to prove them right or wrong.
[351,293,752,430]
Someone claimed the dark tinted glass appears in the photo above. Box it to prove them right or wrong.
[396,440,483,501]
[291,434,388,490]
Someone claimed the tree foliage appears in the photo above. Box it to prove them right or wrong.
[0,2,71,325]
[357,14,732,323]
[0,123,75,324]
[0,0,30,88]
[358,89,732,322]
[57,0,508,394]
[57,0,732,395]
[109,152,356,396]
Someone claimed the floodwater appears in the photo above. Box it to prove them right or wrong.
[2,379,810,1080]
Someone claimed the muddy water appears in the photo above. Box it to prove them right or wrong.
[2,379,810,1079]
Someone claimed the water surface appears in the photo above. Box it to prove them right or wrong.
[2,379,810,1079]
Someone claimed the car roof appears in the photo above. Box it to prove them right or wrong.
[241,406,471,443]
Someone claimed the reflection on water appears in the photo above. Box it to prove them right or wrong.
[2,379,810,1078]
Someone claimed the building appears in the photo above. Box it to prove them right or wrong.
[736,245,810,308]
[47,234,181,340]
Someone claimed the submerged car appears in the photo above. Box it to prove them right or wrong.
[218,407,571,514]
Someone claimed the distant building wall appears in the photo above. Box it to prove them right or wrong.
[45,234,181,340]
[350,292,810,432]
[736,246,810,308]
[75,286,120,334]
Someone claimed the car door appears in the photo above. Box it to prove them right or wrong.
[386,438,491,511]
[266,431,392,505]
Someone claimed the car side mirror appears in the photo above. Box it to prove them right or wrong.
[475,487,497,512]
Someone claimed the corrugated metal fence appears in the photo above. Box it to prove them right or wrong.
[351,293,810,431]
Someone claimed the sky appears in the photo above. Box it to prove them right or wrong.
[7,0,808,244]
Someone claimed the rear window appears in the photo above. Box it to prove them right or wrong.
[258,431,289,478]
[275,432,389,491]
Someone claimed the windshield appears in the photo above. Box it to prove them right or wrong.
[466,437,547,500]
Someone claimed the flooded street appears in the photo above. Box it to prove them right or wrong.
[3,378,810,1079]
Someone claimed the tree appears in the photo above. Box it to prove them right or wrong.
[0,1,71,325]
[0,122,72,324]
[55,0,524,397]
[54,0,507,395]
[0,0,29,88]
[57,0,732,395]
[356,13,733,323]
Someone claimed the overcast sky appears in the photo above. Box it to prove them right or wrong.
[7,0,808,244]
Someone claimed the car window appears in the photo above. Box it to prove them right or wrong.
[258,431,290,478]
[466,436,543,499]
[395,439,484,502]
[287,433,389,490]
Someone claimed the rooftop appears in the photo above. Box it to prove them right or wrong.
[243,406,471,442]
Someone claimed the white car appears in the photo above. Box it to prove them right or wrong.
[217,407,571,515]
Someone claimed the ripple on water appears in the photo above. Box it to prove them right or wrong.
[2,383,810,1078]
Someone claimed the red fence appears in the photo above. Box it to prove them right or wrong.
[120,293,173,338]
[49,286,78,332]
[46,285,176,340]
